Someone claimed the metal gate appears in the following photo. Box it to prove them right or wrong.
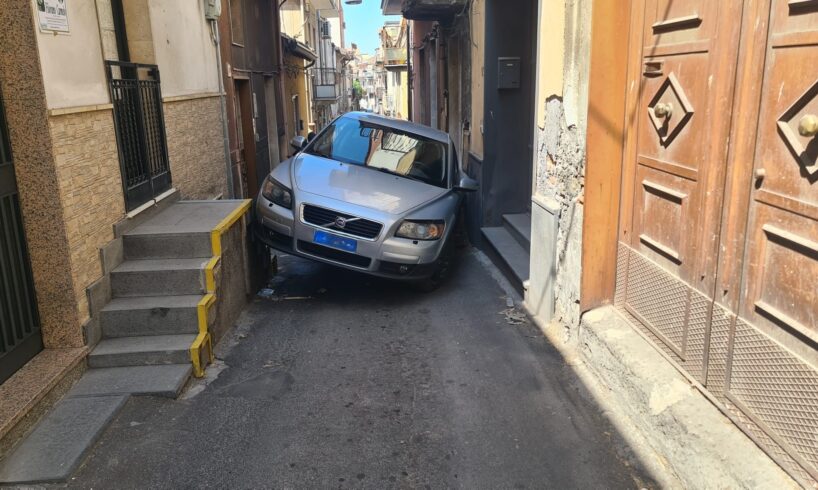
[105,61,172,211]
[0,93,42,385]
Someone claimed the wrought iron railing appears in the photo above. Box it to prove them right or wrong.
[105,61,172,211]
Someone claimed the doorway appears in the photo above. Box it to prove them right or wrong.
[614,0,818,483]
[0,92,42,385]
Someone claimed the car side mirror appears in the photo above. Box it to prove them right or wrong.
[290,136,307,151]
[455,175,479,192]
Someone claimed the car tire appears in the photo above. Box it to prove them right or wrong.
[413,238,454,293]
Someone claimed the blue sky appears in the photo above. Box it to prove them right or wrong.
[342,1,400,54]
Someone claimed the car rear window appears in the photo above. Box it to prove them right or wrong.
[305,116,448,188]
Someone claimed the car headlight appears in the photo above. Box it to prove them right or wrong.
[261,177,293,209]
[396,220,445,240]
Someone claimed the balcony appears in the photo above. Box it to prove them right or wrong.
[381,0,466,20]
[311,0,339,17]
[313,68,339,101]
[383,47,407,67]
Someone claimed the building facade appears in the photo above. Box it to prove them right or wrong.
[380,19,409,119]
[0,0,232,451]
[387,0,818,486]
[217,0,284,199]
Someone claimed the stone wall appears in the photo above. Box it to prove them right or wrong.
[527,0,592,337]
[534,98,585,331]
[163,95,228,200]
[49,109,125,324]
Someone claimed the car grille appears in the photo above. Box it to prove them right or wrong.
[302,204,383,239]
[297,240,372,268]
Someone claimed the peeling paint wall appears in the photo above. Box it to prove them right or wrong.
[527,0,592,336]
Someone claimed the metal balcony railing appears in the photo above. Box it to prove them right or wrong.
[313,68,339,100]
[383,47,407,66]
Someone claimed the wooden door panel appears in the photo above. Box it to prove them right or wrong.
[636,56,707,168]
[643,0,717,55]
[742,207,818,357]
[725,0,818,482]
[740,0,818,355]
[632,165,696,273]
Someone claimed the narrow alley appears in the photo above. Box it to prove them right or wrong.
[0,0,816,487]
[67,253,652,489]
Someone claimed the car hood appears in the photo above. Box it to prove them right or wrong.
[293,153,448,215]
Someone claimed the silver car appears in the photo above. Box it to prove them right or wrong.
[255,112,478,289]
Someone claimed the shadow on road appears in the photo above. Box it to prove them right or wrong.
[70,248,659,489]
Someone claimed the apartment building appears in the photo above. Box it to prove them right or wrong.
[0,0,234,452]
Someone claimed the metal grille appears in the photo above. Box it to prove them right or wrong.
[0,93,42,385]
[302,204,383,239]
[706,304,733,400]
[684,289,709,382]
[312,68,337,86]
[106,61,172,211]
[625,250,688,356]
[614,242,628,307]
[728,319,818,477]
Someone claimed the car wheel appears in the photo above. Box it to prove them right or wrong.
[413,239,454,293]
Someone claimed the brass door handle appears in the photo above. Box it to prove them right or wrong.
[654,102,673,118]
[799,114,818,137]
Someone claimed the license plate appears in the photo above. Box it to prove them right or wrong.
[313,230,357,253]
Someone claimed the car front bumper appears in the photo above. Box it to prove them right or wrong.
[255,192,448,280]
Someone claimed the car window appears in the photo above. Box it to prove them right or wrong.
[306,116,448,188]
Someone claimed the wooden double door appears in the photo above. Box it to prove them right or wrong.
[616,0,818,484]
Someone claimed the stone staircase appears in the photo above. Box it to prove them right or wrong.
[0,200,254,484]
[83,217,215,383]
[481,213,531,294]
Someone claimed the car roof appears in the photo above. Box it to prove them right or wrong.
[340,112,450,143]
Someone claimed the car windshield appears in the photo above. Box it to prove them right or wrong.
[305,116,448,188]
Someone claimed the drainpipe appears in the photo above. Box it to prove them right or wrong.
[210,19,235,199]
[406,21,412,121]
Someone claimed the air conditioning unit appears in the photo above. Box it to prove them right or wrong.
[321,20,331,39]
[204,0,221,20]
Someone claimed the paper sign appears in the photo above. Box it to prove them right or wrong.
[35,0,69,33]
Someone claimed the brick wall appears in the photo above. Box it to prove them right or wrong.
[163,95,228,199]
[49,109,126,323]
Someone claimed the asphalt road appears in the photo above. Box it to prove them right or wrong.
[68,250,655,489]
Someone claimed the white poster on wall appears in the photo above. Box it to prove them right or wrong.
[35,0,69,33]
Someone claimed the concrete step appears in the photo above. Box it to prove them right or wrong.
[88,334,196,368]
[123,232,212,260]
[0,395,127,484]
[503,213,532,251]
[67,364,192,398]
[121,201,243,259]
[481,226,530,293]
[100,295,201,338]
[110,258,208,297]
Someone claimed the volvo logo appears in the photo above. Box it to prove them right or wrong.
[334,217,347,229]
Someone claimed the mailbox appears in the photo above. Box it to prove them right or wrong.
[498,57,521,90]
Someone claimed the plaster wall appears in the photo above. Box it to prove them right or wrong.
[35,0,108,109]
[469,0,484,159]
[148,0,219,98]
[527,0,592,334]
[281,0,307,42]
